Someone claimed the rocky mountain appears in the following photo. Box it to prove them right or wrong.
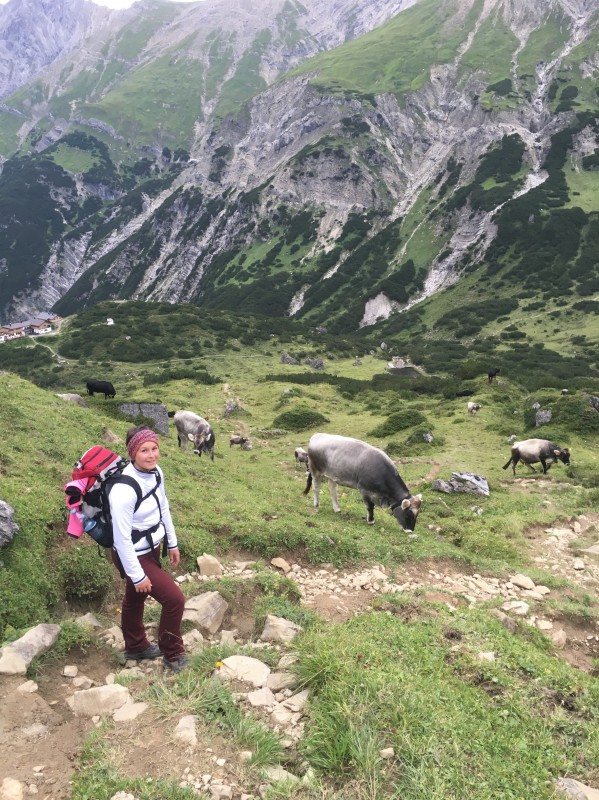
[0,0,598,374]
[0,0,108,101]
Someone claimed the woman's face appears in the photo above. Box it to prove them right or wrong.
[134,440,160,472]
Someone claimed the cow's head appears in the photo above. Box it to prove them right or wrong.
[391,494,422,532]
[188,430,215,459]
[555,447,571,466]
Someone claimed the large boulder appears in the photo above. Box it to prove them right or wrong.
[0,623,60,674]
[196,554,224,576]
[260,614,301,643]
[183,592,228,634]
[535,409,552,427]
[280,354,300,366]
[56,393,87,407]
[219,655,270,687]
[0,500,19,548]
[431,473,490,497]
[69,684,130,717]
[223,400,245,417]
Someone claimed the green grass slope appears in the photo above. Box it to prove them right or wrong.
[293,0,484,102]
[1,301,598,637]
[2,301,599,799]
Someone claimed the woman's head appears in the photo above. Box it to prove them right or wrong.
[126,426,160,471]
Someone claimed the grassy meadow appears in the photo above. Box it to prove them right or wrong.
[1,302,598,799]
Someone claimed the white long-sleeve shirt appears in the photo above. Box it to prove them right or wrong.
[109,463,177,585]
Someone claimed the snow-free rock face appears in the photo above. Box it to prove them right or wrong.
[0,0,107,101]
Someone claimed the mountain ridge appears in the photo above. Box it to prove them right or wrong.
[0,0,597,376]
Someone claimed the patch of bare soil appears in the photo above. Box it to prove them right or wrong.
[0,677,90,798]
[305,590,375,622]
[0,647,116,797]
[102,714,262,794]
[556,618,599,674]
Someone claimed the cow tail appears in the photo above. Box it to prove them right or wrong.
[303,472,312,495]
[502,458,511,470]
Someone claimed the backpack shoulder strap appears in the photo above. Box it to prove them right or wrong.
[106,474,143,510]
[139,471,161,510]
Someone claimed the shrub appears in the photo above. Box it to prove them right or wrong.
[272,406,329,432]
[386,428,444,457]
[56,543,113,602]
[369,409,426,437]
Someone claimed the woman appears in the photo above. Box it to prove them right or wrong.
[109,425,187,673]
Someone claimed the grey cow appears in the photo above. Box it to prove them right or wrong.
[174,410,216,461]
[294,446,309,467]
[502,438,571,476]
[304,433,422,530]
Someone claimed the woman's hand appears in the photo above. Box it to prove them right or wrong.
[169,547,181,568]
[135,577,152,593]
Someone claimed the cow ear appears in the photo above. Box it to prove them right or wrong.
[413,494,422,507]
[188,433,195,442]
[401,498,411,510]
[553,449,560,456]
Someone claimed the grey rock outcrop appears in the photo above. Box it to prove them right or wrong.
[535,409,552,426]
[431,472,490,497]
[118,403,169,435]
[0,0,107,100]
[0,500,19,548]
[223,400,245,417]
[281,354,300,366]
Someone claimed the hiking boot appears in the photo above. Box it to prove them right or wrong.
[124,643,161,661]
[163,655,189,673]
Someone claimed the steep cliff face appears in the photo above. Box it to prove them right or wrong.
[0,0,598,332]
[0,0,413,157]
[0,0,107,100]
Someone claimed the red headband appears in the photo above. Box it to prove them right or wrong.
[127,429,159,462]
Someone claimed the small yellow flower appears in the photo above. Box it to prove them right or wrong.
[116,608,121,613]
[215,661,223,668]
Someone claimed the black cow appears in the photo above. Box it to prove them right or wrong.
[488,368,501,383]
[86,380,116,399]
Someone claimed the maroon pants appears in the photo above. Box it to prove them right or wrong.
[113,548,185,661]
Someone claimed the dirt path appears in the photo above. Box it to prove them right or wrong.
[1,511,598,799]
